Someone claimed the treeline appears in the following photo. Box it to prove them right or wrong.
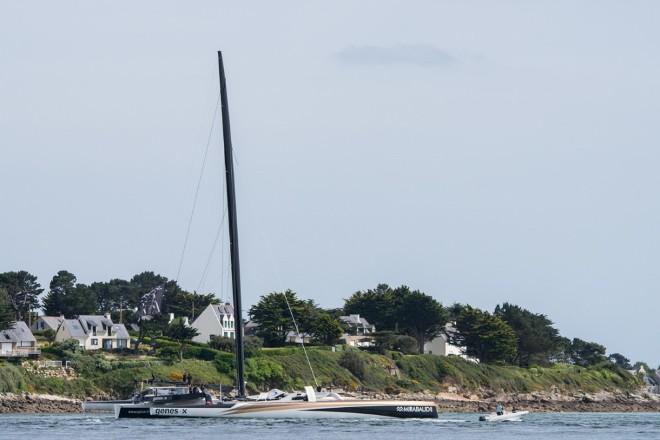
[0,270,640,371]
[249,283,637,370]
[0,270,217,327]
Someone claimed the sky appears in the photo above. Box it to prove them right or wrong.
[1,1,659,365]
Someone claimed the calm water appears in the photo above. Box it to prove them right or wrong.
[2,412,659,439]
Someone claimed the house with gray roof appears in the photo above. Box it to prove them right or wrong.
[191,303,235,344]
[339,314,376,348]
[55,313,130,350]
[339,314,376,336]
[0,321,40,358]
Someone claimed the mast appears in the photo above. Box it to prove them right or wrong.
[217,51,246,398]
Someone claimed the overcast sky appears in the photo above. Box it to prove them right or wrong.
[1,1,659,365]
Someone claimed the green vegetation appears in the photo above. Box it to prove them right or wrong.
[344,284,448,353]
[0,271,42,322]
[0,269,648,403]
[0,288,15,331]
[494,302,562,366]
[452,306,518,364]
[0,341,641,400]
[248,290,342,346]
[43,270,97,318]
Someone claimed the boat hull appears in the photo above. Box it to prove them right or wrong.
[115,400,438,419]
[83,400,133,411]
[479,411,529,422]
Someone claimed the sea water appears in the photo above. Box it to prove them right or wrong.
[1,412,659,439]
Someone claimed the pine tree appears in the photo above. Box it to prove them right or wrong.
[0,288,15,331]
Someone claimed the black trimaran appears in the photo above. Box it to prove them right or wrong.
[116,52,438,419]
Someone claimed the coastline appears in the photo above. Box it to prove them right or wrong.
[2,390,659,414]
[389,390,660,413]
[0,393,81,414]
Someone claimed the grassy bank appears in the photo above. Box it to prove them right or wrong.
[0,344,640,399]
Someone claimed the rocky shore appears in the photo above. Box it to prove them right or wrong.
[2,389,659,414]
[0,393,82,413]
[358,389,660,413]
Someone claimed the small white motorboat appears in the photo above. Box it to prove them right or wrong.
[479,410,529,422]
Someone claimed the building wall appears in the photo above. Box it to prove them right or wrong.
[55,320,127,351]
[191,304,236,344]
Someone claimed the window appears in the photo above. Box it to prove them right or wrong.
[91,339,98,346]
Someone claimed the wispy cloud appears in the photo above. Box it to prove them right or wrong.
[336,44,455,68]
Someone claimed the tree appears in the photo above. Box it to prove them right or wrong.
[90,278,137,315]
[494,303,562,366]
[309,312,343,345]
[451,306,518,364]
[0,271,43,322]
[42,328,56,344]
[164,319,199,362]
[344,284,398,331]
[373,331,418,354]
[608,353,632,370]
[210,335,263,358]
[339,350,367,380]
[550,336,573,364]
[244,336,264,357]
[249,290,314,346]
[394,286,448,353]
[42,270,97,318]
[569,338,606,367]
[133,314,169,352]
[0,288,15,331]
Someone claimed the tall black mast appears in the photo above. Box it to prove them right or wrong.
[218,51,246,398]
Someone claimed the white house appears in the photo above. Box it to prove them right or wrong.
[285,331,312,344]
[55,314,130,350]
[423,323,478,362]
[31,315,64,332]
[0,321,40,358]
[191,303,235,344]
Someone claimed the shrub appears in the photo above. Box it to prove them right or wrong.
[214,353,235,374]
[245,336,264,358]
[209,335,234,352]
[339,350,367,380]
[245,357,287,389]
[0,363,27,392]
[374,332,418,355]
[45,339,81,357]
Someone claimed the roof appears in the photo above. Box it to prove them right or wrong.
[38,316,64,329]
[1,321,36,343]
[111,324,130,339]
[78,315,113,330]
[62,319,87,338]
[339,314,375,328]
[212,303,234,316]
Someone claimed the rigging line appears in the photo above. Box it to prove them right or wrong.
[282,292,319,388]
[196,205,228,293]
[175,92,222,282]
